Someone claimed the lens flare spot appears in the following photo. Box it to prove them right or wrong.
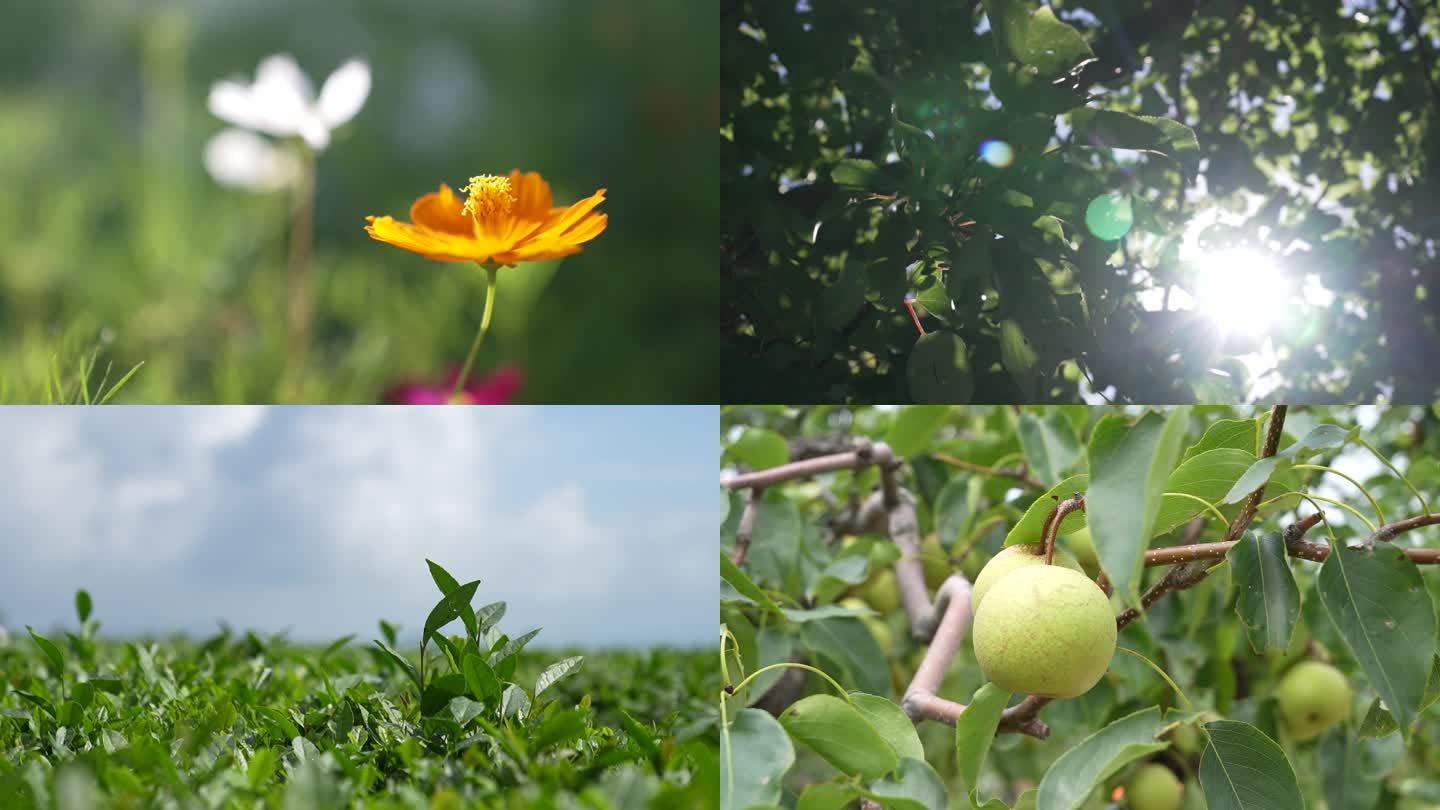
[978,139,1014,168]
[1085,192,1134,241]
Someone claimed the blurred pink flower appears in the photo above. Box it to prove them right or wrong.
[384,366,523,405]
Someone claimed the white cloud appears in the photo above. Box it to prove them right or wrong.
[0,407,713,646]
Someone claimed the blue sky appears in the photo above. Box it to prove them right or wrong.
[0,406,716,647]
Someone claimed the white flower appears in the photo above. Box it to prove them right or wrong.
[208,54,371,151]
[203,128,303,192]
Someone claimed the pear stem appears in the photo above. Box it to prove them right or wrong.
[1041,493,1086,566]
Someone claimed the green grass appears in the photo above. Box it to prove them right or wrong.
[0,561,719,809]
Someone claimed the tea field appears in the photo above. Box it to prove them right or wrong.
[0,577,718,809]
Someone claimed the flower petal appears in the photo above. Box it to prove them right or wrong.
[365,216,493,263]
[531,189,608,241]
[507,170,553,221]
[298,113,331,151]
[317,59,371,128]
[203,129,300,191]
[208,80,266,130]
[248,53,314,135]
[410,184,473,235]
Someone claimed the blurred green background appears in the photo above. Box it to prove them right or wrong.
[0,0,717,402]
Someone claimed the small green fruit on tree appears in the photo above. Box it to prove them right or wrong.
[1276,660,1352,741]
[971,543,1084,612]
[1170,711,1220,755]
[1062,526,1099,571]
[862,570,901,614]
[921,533,952,589]
[1125,763,1182,810]
[972,564,1116,698]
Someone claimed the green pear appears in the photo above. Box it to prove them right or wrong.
[920,533,952,589]
[1062,526,1099,571]
[1125,763,1182,810]
[861,570,901,615]
[1170,711,1219,755]
[972,564,1115,698]
[1276,660,1351,742]
[971,543,1084,613]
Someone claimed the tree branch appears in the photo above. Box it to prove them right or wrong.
[1368,512,1440,544]
[1222,404,1288,545]
[932,452,1046,489]
[729,488,762,566]
[723,441,895,490]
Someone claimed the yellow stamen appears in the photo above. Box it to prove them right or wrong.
[461,175,516,219]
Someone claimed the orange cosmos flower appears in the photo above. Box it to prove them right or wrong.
[364,169,607,266]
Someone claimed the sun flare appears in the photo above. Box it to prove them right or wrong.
[1194,247,1290,336]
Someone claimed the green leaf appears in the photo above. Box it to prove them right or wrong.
[780,604,875,623]
[1140,115,1200,157]
[867,757,947,810]
[535,656,583,698]
[1318,543,1436,739]
[799,617,891,697]
[823,262,869,330]
[26,627,64,674]
[720,552,784,616]
[1182,419,1260,463]
[934,475,978,550]
[1016,410,1081,487]
[425,560,478,640]
[423,578,481,648]
[488,628,542,668]
[1086,409,1191,604]
[809,554,871,605]
[499,682,531,719]
[723,708,795,810]
[887,405,951,457]
[797,783,862,810]
[999,320,1040,398]
[779,695,899,780]
[1359,655,1440,737]
[372,639,421,692]
[463,652,501,702]
[1003,473,1091,546]
[729,427,790,470]
[1199,720,1303,810]
[449,695,485,726]
[954,683,1010,801]
[1221,455,1289,504]
[831,159,881,189]
[1016,7,1092,73]
[1070,109,1193,157]
[850,693,925,763]
[74,590,92,624]
[474,601,506,635]
[1036,706,1167,810]
[1008,448,1250,547]
[1222,424,1355,503]
[981,0,1032,63]
[907,332,974,403]
[745,489,805,586]
[1227,531,1301,654]
[1152,448,1254,533]
[1319,727,1384,810]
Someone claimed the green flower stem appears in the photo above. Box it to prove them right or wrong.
[451,264,500,403]
[281,142,316,402]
